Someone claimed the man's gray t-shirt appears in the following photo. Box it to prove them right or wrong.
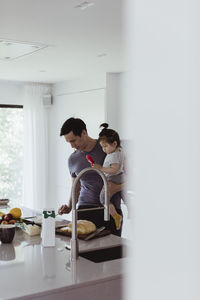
[68,141,122,209]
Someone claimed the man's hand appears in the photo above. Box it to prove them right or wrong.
[58,204,72,215]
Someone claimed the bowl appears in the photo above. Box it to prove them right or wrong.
[0,224,15,243]
[0,199,10,205]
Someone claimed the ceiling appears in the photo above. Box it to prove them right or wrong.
[0,0,124,84]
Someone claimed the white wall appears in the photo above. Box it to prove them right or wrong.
[105,72,130,140]
[47,75,106,214]
[0,81,24,104]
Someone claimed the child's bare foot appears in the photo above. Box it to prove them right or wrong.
[112,213,122,230]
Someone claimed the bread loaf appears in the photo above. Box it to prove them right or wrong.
[68,220,96,235]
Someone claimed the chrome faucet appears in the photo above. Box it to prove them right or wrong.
[70,167,110,261]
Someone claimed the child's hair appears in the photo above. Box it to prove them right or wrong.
[98,123,121,147]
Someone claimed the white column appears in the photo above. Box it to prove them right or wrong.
[106,72,123,134]
[124,0,200,299]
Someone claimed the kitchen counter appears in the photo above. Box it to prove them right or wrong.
[0,206,129,300]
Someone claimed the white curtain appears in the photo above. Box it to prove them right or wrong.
[23,84,51,211]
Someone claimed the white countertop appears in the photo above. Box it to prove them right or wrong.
[0,206,129,300]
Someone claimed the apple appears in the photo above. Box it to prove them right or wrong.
[8,219,16,224]
[1,220,8,224]
[2,213,13,222]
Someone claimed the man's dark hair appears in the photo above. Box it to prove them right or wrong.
[60,117,87,137]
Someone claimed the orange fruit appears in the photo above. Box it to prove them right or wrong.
[9,207,22,219]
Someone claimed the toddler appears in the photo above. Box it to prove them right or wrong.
[92,123,125,230]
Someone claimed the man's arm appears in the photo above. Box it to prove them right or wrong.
[58,177,81,214]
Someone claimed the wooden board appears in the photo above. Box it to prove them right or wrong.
[22,218,111,240]
[56,228,111,240]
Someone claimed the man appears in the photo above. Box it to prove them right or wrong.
[58,117,124,236]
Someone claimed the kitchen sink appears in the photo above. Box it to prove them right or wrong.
[79,245,127,263]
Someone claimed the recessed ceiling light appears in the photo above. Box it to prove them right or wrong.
[0,39,48,60]
[74,1,94,10]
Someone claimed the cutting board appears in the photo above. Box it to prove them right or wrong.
[56,227,111,240]
[23,218,111,240]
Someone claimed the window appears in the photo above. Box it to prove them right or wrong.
[0,105,24,205]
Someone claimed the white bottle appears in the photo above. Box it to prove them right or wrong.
[41,208,55,247]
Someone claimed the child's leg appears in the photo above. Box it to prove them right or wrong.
[109,203,117,215]
[100,182,122,230]
[109,203,122,230]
